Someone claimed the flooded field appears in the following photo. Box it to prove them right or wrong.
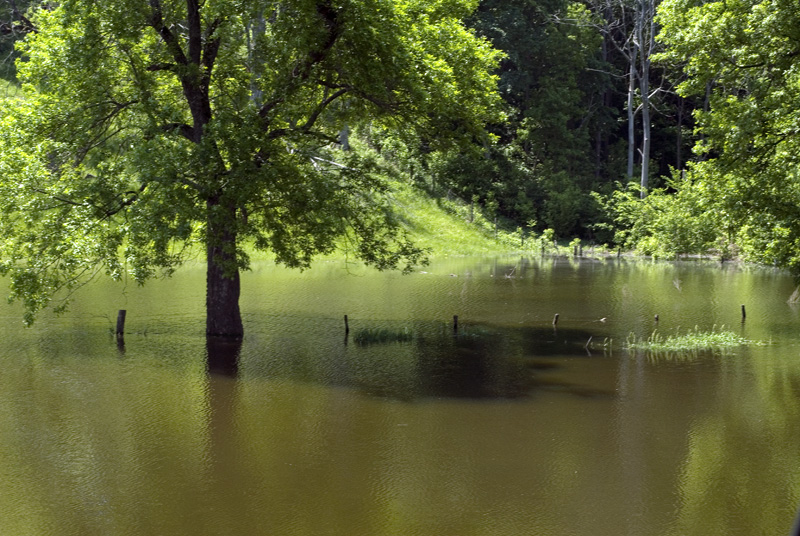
[0,256,798,535]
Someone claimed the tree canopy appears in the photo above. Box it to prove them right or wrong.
[0,0,502,333]
[3,0,800,333]
[636,0,800,269]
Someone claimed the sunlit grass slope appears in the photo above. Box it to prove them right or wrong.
[389,179,524,257]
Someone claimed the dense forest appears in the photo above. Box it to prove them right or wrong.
[0,0,798,333]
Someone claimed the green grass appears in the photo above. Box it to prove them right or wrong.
[388,179,527,257]
[244,178,532,264]
[624,325,766,358]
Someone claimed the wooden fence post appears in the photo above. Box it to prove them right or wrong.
[116,310,126,338]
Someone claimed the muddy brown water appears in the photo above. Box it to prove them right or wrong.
[1,256,799,535]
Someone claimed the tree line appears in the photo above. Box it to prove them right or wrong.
[0,0,797,337]
[407,0,697,241]
[369,0,800,275]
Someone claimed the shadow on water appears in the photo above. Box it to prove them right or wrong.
[248,321,615,402]
[518,325,607,357]
[409,324,613,401]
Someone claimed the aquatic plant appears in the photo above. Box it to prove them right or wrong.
[624,326,766,357]
[353,327,413,345]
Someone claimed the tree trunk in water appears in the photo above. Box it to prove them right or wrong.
[206,199,244,338]
[206,335,242,376]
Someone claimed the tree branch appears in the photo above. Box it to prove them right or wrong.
[2,0,36,34]
[258,2,343,123]
[98,184,147,220]
[296,87,349,133]
[147,0,188,67]
[146,62,176,72]
[161,122,195,141]
[202,18,222,74]
[186,0,202,65]
[29,187,88,208]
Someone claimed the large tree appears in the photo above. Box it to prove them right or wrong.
[0,0,502,335]
[657,0,800,270]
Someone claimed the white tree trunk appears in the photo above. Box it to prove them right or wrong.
[627,56,637,180]
[635,0,656,198]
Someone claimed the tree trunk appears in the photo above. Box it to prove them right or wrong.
[676,96,684,169]
[639,0,655,198]
[206,198,244,338]
[626,51,637,180]
[640,94,650,197]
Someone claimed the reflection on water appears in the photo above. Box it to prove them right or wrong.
[0,256,799,535]
[249,322,611,401]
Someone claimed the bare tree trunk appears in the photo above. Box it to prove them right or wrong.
[640,91,650,197]
[636,0,656,198]
[247,7,266,105]
[627,58,637,180]
[638,14,650,197]
[676,95,684,169]
[205,197,243,338]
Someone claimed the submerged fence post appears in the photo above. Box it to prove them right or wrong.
[116,310,126,338]
[741,304,746,322]
[453,315,459,334]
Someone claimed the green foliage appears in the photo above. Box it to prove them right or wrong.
[598,177,720,259]
[353,327,413,345]
[437,0,615,238]
[624,326,763,359]
[0,0,503,324]
[655,0,800,273]
[0,0,36,80]
[0,79,22,99]
[536,228,556,253]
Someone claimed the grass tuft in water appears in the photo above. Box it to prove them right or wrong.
[624,325,765,358]
[353,327,413,346]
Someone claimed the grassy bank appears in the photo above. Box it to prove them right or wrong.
[389,179,526,257]
[243,179,532,265]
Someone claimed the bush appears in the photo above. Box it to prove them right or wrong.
[599,174,720,259]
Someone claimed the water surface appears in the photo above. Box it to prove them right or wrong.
[1,256,799,535]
